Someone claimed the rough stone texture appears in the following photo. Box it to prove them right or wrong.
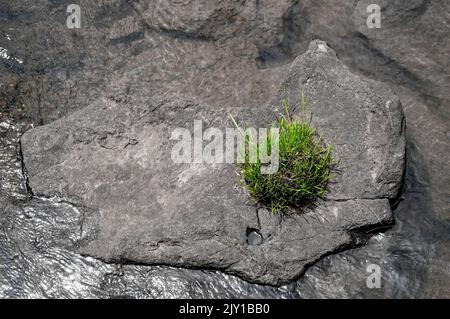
[21,42,404,285]
[282,0,450,220]
[0,0,289,124]
[1,0,448,297]
[350,0,450,221]
[276,41,405,200]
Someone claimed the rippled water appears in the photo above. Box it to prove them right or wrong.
[0,1,449,297]
[0,113,448,298]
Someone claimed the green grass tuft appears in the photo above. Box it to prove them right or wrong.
[231,95,336,214]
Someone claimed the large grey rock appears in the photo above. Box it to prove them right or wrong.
[0,0,447,298]
[276,40,405,200]
[20,41,404,285]
[277,0,450,220]
[351,0,450,220]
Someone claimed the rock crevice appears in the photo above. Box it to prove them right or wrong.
[20,41,405,285]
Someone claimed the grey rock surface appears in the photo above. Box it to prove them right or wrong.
[283,0,450,221]
[20,42,404,285]
[1,0,448,298]
[276,41,405,200]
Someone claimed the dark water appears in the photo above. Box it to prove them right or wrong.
[0,104,448,298]
[0,1,449,298]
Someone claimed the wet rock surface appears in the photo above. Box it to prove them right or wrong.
[20,42,403,286]
[0,0,449,297]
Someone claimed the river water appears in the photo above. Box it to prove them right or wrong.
[0,1,449,298]
[0,101,448,298]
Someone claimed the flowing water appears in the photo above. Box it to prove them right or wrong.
[1,101,448,299]
[0,1,449,298]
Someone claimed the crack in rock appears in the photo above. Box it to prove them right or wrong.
[19,41,405,286]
